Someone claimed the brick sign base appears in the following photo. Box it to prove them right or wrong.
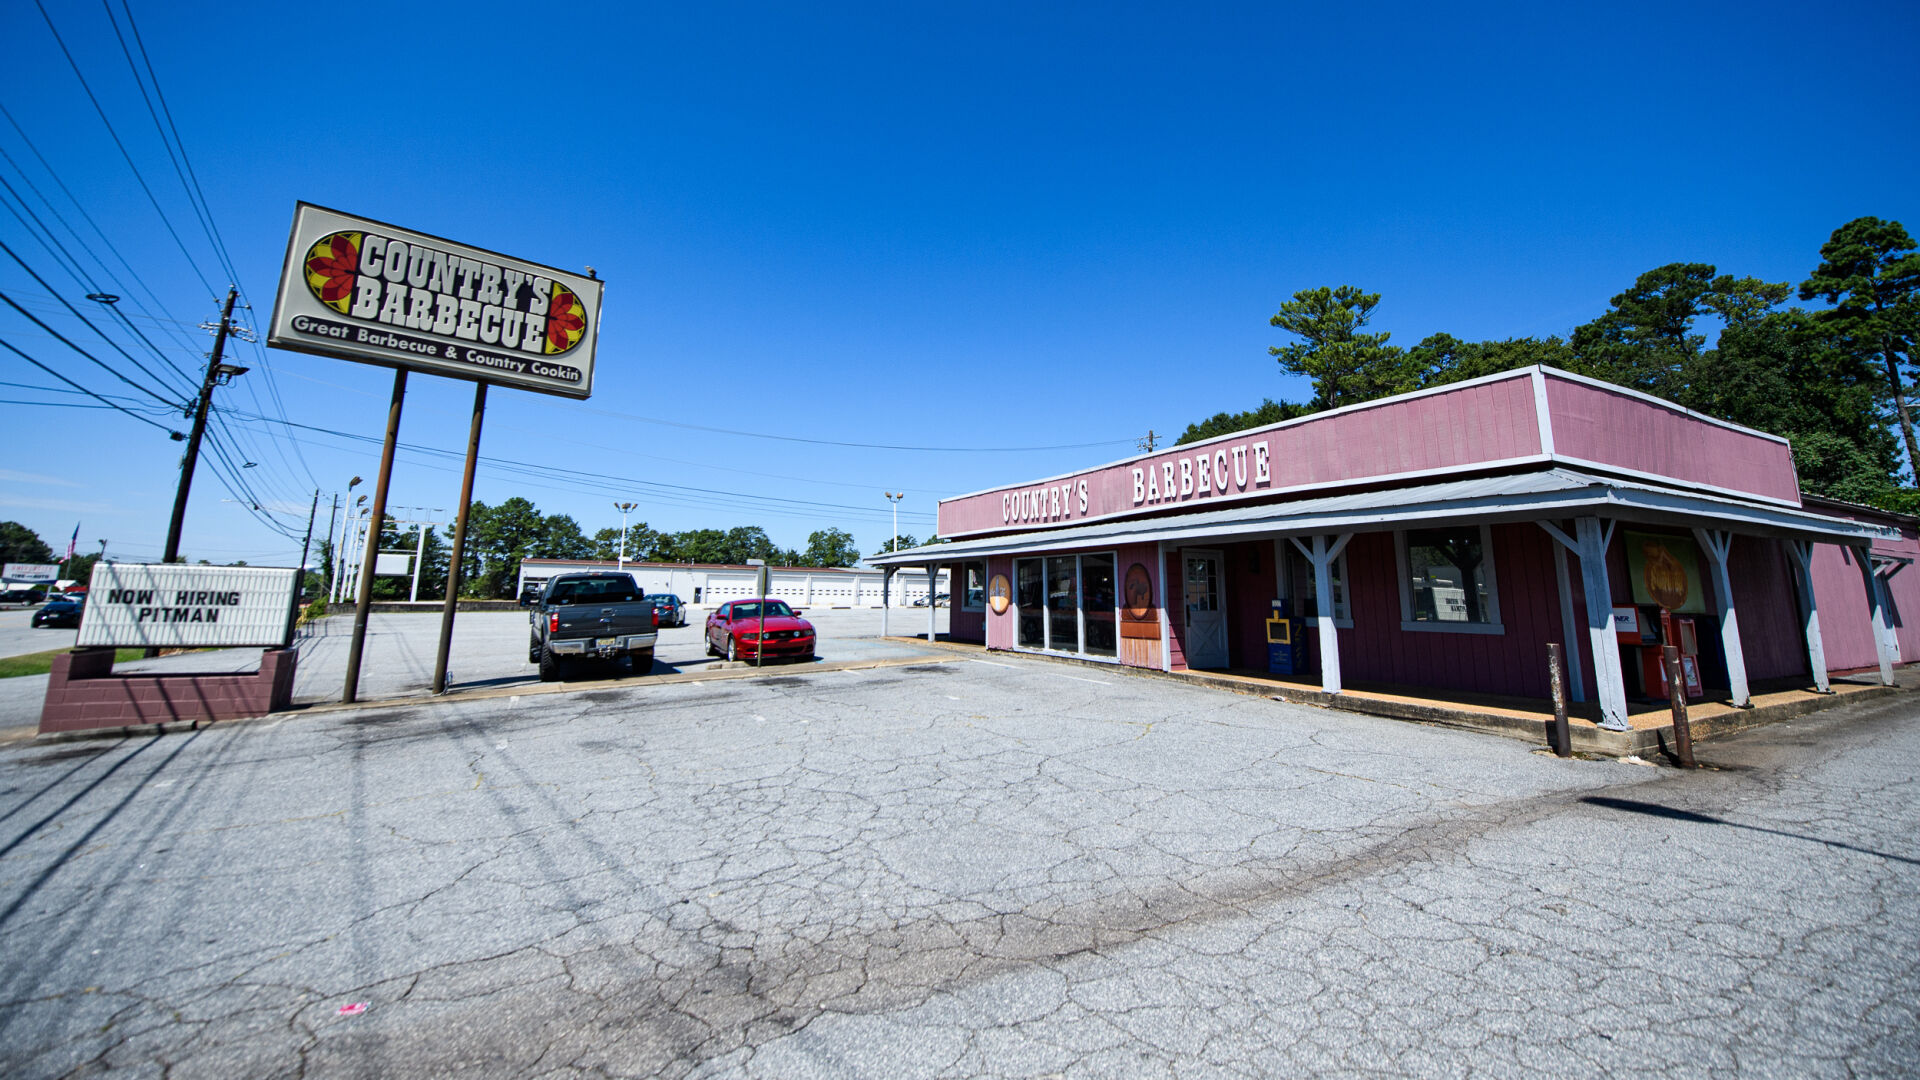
[40,648,298,735]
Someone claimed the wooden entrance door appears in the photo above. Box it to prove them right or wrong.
[1183,550,1227,668]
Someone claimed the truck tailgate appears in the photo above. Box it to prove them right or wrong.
[554,604,654,639]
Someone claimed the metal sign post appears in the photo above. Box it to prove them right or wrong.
[432,382,487,694]
[343,370,407,703]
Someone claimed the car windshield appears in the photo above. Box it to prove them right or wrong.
[547,578,639,605]
[731,601,792,620]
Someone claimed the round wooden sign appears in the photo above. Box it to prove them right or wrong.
[1124,562,1154,620]
[988,573,1011,615]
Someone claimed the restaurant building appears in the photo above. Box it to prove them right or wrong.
[871,367,1916,731]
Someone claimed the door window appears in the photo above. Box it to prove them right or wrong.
[1046,556,1079,652]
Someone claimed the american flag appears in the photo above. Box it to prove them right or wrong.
[66,524,78,561]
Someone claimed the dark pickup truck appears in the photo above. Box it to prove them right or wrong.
[527,572,659,681]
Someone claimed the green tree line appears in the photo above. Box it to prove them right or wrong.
[1180,217,1920,511]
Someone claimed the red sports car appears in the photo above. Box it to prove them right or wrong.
[705,598,816,663]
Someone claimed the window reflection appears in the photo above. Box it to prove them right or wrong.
[1047,556,1078,651]
[1406,528,1491,623]
[1082,553,1116,657]
[1016,558,1045,647]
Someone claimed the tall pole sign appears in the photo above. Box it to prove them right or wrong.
[268,203,604,701]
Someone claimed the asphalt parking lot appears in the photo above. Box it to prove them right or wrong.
[1,651,1915,1078]
[0,606,948,732]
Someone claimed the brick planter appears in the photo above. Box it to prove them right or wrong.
[39,648,298,736]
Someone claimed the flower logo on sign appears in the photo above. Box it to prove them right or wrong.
[303,232,361,313]
[546,283,585,354]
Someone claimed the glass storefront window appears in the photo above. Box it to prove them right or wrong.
[1290,548,1348,621]
[1405,527,1495,624]
[1008,552,1121,659]
[1015,558,1045,647]
[1046,556,1079,651]
[962,562,986,611]
[1082,553,1116,657]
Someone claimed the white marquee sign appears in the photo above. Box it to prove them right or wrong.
[267,203,603,399]
[77,564,300,649]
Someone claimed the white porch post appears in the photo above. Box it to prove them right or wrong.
[1157,542,1172,672]
[1691,527,1752,708]
[928,564,939,642]
[1289,533,1353,694]
[881,566,894,637]
[1549,541,1587,703]
[1541,517,1628,731]
[1854,546,1898,686]
[1786,539,1831,692]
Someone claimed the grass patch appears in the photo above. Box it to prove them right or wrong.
[0,648,146,679]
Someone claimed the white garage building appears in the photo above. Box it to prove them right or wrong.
[517,558,950,609]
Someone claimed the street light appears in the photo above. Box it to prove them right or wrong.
[614,501,639,570]
[883,492,905,555]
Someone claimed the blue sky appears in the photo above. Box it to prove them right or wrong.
[2,1,1915,567]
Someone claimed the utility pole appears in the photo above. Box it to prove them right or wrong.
[321,493,339,599]
[162,286,245,563]
[1137,429,1159,453]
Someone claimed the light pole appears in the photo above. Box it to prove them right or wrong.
[614,501,638,571]
[883,492,904,556]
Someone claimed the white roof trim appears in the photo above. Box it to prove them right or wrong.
[877,468,1891,565]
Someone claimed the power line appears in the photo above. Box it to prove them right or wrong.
[561,401,1137,453]
[106,0,243,290]
[0,104,208,358]
[0,239,195,401]
[0,334,180,434]
[0,285,181,407]
[0,173,202,391]
[224,409,940,526]
[31,0,218,297]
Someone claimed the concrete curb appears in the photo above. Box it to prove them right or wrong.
[881,636,1909,757]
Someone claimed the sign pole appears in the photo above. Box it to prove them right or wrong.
[432,382,487,694]
[343,369,408,703]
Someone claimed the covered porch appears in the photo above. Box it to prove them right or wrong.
[873,468,1902,735]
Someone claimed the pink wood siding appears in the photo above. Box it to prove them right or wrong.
[1227,540,1278,670]
[1810,543,1881,672]
[985,555,1013,650]
[1317,525,1571,699]
[1165,550,1187,670]
[950,604,984,644]
[1545,377,1800,505]
[939,374,1546,538]
[1884,525,1920,662]
[1701,537,1807,682]
[1797,503,1920,667]
[1113,542,1163,670]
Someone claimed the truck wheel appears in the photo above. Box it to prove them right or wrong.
[529,635,541,664]
[631,648,654,673]
[726,636,739,663]
[538,645,562,682]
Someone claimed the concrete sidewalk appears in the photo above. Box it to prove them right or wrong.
[884,634,1909,757]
